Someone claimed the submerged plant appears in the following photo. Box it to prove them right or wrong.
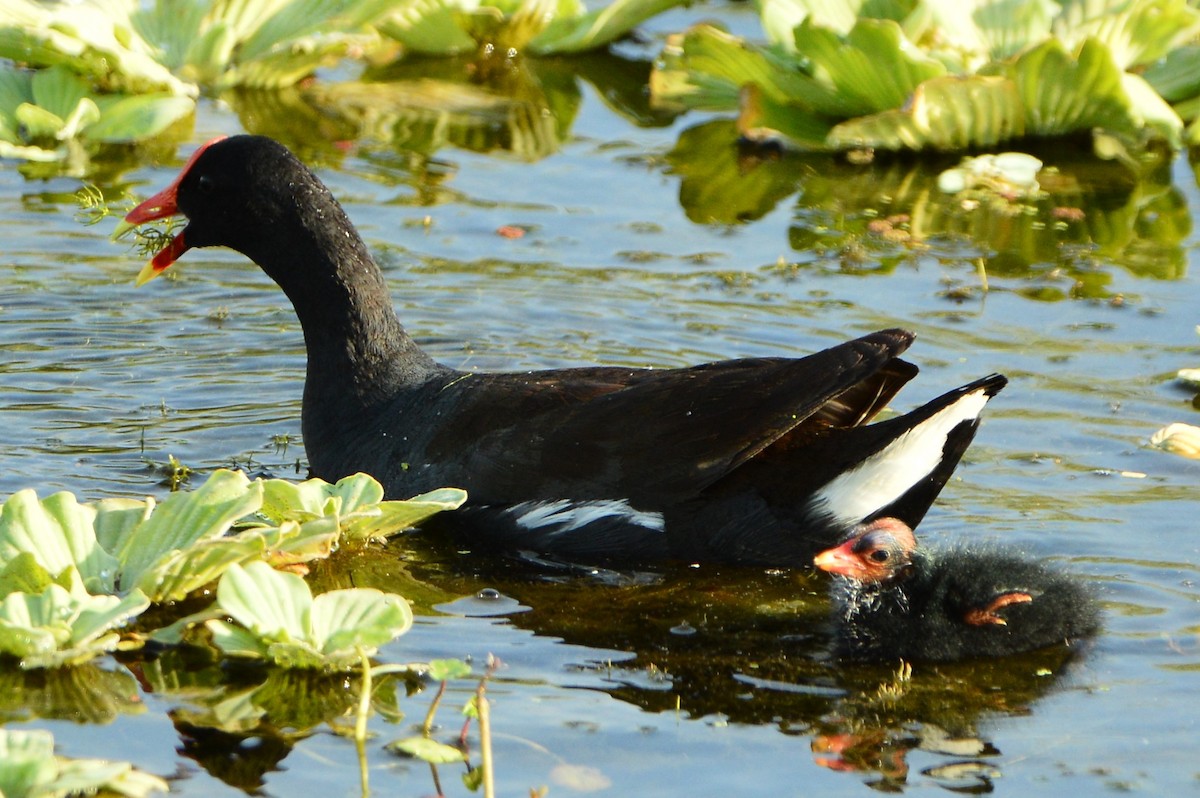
[0,727,167,798]
[650,0,1200,153]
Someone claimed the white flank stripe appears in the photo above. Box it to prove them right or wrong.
[810,388,991,526]
[508,499,665,535]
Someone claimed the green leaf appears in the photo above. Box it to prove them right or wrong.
[0,728,168,798]
[86,93,194,142]
[651,24,837,112]
[217,561,312,643]
[205,620,272,658]
[91,498,153,561]
[828,74,1025,151]
[340,487,467,542]
[387,736,467,763]
[211,561,413,668]
[427,658,473,680]
[112,469,264,595]
[310,587,413,654]
[530,0,688,55]
[238,0,393,61]
[29,65,88,122]
[793,18,946,116]
[1053,0,1200,69]
[14,102,65,139]
[1141,44,1200,104]
[135,524,283,603]
[0,489,118,595]
[376,0,479,56]
[1002,37,1140,138]
[0,584,148,669]
[259,472,383,523]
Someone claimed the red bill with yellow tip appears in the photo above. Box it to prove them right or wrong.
[124,136,227,285]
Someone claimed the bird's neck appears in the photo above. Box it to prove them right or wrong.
[248,204,444,411]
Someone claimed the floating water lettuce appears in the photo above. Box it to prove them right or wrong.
[1150,422,1200,458]
[651,0,1200,152]
[0,64,193,166]
[0,470,462,666]
[0,582,149,669]
[0,728,167,798]
[377,0,687,57]
[206,560,414,670]
[256,474,466,543]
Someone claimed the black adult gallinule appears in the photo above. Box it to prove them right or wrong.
[814,518,1099,661]
[124,135,1007,565]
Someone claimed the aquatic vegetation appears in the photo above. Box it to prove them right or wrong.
[0,63,193,168]
[0,470,465,668]
[1150,422,1200,458]
[650,0,1200,153]
[377,0,687,57]
[0,568,149,669]
[0,727,168,798]
[204,561,414,669]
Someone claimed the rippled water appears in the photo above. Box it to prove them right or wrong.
[2,16,1200,796]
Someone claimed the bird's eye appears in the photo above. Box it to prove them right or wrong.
[869,549,890,563]
[197,174,214,193]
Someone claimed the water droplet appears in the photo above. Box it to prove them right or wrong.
[669,621,696,636]
[476,588,502,601]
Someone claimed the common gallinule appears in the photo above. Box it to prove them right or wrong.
[814,518,1099,661]
[123,135,1007,566]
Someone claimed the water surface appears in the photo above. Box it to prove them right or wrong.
[1,20,1199,796]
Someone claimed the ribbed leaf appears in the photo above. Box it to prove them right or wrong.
[129,0,209,70]
[530,0,686,54]
[212,561,413,668]
[91,498,153,562]
[310,587,412,654]
[0,584,148,668]
[339,487,467,541]
[1141,44,1200,103]
[182,23,240,84]
[238,0,394,61]
[376,0,479,56]
[651,24,844,113]
[29,65,87,121]
[216,561,311,642]
[87,93,193,141]
[969,0,1060,59]
[1054,0,1200,69]
[259,472,384,523]
[0,490,117,595]
[1005,37,1132,138]
[135,526,281,603]
[828,74,1024,151]
[113,470,263,594]
[14,102,65,139]
[0,66,33,127]
[794,18,946,115]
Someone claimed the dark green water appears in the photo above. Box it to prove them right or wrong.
[2,13,1199,796]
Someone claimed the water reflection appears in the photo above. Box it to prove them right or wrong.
[224,51,675,164]
[667,120,1190,300]
[320,540,1093,793]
